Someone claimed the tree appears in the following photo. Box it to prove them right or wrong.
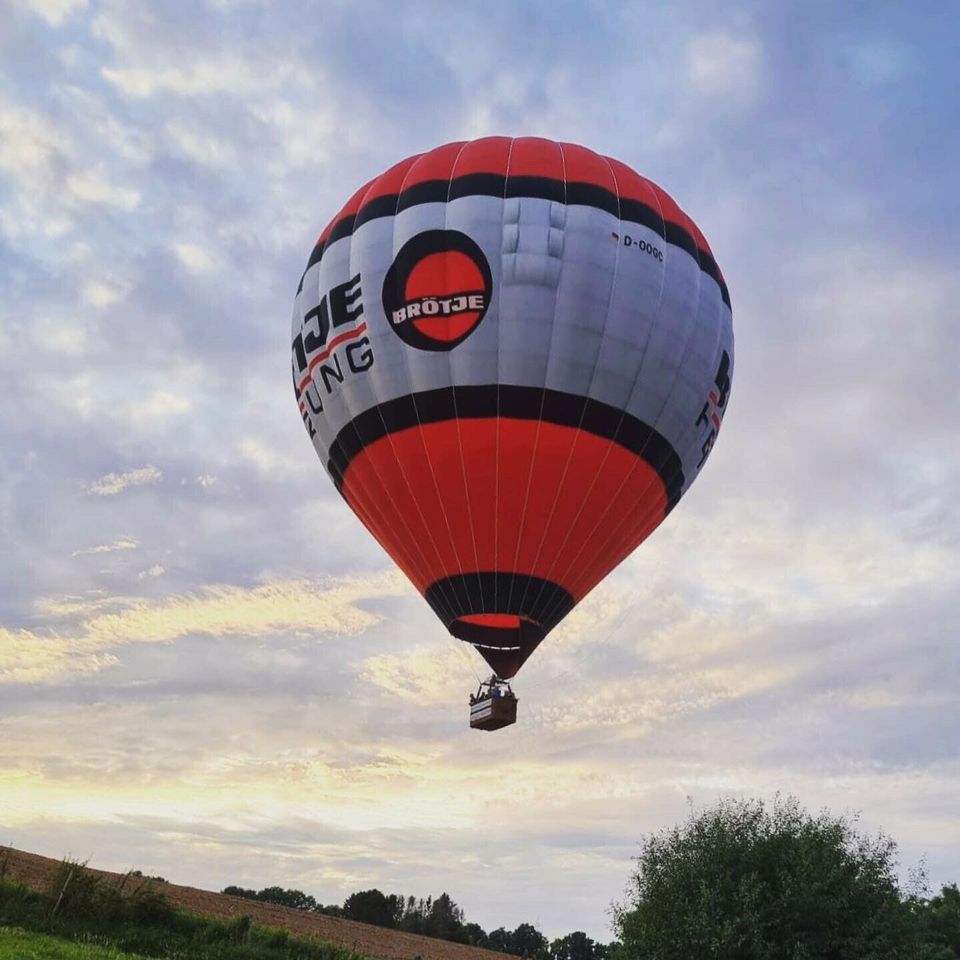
[463,921,491,948]
[343,888,403,928]
[398,895,428,933]
[254,886,317,911]
[423,892,465,940]
[509,922,549,959]
[222,885,258,900]
[615,795,925,960]
[919,884,960,958]
[551,931,599,960]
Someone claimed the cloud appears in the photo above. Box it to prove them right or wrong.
[12,0,88,26]
[71,538,138,557]
[65,169,140,210]
[532,662,796,736]
[33,594,139,620]
[101,53,294,100]
[361,646,469,707]
[128,391,191,422]
[0,94,145,245]
[0,102,59,182]
[87,465,162,496]
[0,573,406,684]
[82,280,126,308]
[687,31,760,101]
[173,242,215,273]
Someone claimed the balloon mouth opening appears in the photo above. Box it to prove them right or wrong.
[450,614,541,644]
[448,615,546,679]
[457,613,527,630]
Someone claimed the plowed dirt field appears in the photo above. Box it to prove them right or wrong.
[1,846,507,960]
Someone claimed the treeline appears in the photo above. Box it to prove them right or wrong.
[221,885,610,959]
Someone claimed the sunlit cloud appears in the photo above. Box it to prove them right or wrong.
[33,594,139,620]
[532,663,797,735]
[1,573,406,685]
[361,646,468,706]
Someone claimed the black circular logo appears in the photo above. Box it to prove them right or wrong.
[382,230,492,352]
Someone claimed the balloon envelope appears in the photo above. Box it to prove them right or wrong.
[292,137,733,679]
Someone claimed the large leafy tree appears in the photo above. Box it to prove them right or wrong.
[509,922,550,958]
[255,886,317,911]
[488,923,550,958]
[919,884,960,957]
[424,892,465,940]
[615,796,926,960]
[551,930,602,960]
[342,888,403,928]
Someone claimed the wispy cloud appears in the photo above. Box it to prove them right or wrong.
[1,573,406,684]
[71,538,138,557]
[87,465,162,496]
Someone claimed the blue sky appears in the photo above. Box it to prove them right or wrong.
[1,0,958,941]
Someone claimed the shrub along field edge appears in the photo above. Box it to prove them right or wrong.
[0,859,369,960]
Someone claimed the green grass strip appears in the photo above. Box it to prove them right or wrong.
[0,925,149,959]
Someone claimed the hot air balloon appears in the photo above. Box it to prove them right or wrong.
[291,137,733,730]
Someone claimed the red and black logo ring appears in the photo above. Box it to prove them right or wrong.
[382,230,492,352]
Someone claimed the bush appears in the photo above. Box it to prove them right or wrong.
[2,869,367,960]
[127,886,176,926]
[615,795,928,960]
[48,858,124,924]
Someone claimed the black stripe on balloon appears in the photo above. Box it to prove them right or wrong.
[425,573,574,634]
[295,212,361,296]
[664,221,698,260]
[696,248,730,307]
[448,172,505,200]
[394,179,449,212]
[354,194,402,230]
[297,241,325,294]
[327,214,357,246]
[504,175,565,203]
[564,182,616,217]
[327,385,685,511]
[297,174,729,305]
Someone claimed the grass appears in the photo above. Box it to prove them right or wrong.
[0,858,368,960]
[0,926,149,959]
